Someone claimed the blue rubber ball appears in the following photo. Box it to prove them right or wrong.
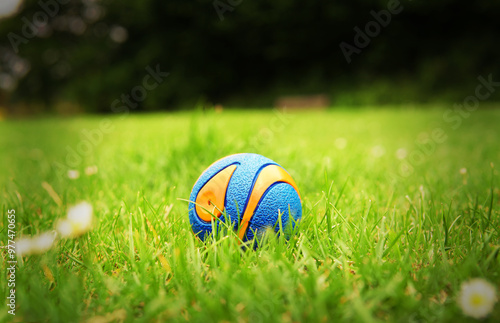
[188,153,302,242]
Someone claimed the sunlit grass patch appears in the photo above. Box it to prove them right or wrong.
[1,107,499,322]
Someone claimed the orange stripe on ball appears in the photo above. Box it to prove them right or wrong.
[238,165,300,240]
[195,164,237,222]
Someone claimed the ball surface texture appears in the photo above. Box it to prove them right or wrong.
[189,153,302,242]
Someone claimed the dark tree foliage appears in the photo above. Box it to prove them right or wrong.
[0,0,499,112]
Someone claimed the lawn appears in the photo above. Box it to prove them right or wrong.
[1,107,499,322]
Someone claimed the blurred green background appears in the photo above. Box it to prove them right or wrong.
[1,0,499,115]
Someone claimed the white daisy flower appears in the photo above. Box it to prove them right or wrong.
[15,237,34,257]
[31,232,56,254]
[15,232,57,256]
[460,168,467,175]
[56,219,73,238]
[67,170,80,179]
[58,202,94,238]
[458,278,497,319]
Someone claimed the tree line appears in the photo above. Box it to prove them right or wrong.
[1,0,499,112]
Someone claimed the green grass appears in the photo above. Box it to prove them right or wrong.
[1,107,499,322]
